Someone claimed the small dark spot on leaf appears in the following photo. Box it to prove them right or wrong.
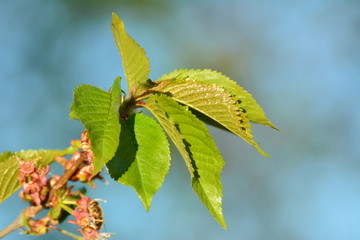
[120,114,128,120]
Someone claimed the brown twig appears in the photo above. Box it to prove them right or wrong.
[0,205,43,239]
[47,153,85,207]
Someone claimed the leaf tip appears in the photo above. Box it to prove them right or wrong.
[261,119,280,132]
[215,213,227,229]
[213,212,227,229]
[111,12,119,21]
[221,222,228,230]
[111,12,123,30]
[271,124,281,132]
[140,197,152,212]
[251,140,270,158]
[144,204,151,212]
[258,148,270,158]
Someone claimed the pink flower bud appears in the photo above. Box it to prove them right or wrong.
[19,160,36,175]
[18,161,50,206]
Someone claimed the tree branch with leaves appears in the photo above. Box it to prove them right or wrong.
[0,13,277,239]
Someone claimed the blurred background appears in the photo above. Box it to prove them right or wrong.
[1,0,360,239]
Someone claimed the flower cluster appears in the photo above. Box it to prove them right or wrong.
[17,130,108,239]
[26,216,57,235]
[68,194,106,240]
[18,159,60,235]
[18,159,50,206]
[64,130,101,187]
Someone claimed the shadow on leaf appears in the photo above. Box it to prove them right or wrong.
[107,116,138,180]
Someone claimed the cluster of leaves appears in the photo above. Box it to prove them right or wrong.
[0,12,276,238]
[69,13,277,229]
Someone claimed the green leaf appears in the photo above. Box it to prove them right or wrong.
[50,205,64,221]
[0,146,78,204]
[111,13,150,94]
[0,152,20,204]
[107,113,170,211]
[159,69,278,130]
[69,78,122,173]
[111,77,123,117]
[145,95,227,229]
[17,146,79,167]
[153,76,269,157]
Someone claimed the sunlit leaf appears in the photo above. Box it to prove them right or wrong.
[153,76,269,157]
[107,113,170,211]
[145,95,227,229]
[17,146,79,167]
[159,69,278,130]
[69,78,121,173]
[0,152,20,204]
[111,13,150,93]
